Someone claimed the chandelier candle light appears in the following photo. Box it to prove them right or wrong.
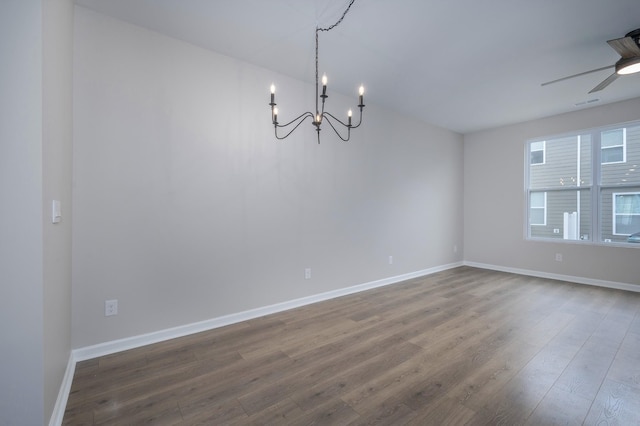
[269,0,364,143]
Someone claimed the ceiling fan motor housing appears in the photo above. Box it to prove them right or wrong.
[615,28,640,75]
[624,28,640,40]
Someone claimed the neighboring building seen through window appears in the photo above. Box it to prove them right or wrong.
[526,121,640,245]
[613,192,640,235]
[530,192,546,225]
[601,128,626,164]
[530,141,545,165]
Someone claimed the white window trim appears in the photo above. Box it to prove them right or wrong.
[601,127,627,165]
[613,191,640,235]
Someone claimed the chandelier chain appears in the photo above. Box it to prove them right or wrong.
[315,0,356,116]
[317,0,356,32]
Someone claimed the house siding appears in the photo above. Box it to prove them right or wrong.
[530,135,589,189]
[530,189,590,239]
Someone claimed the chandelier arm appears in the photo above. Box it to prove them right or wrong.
[348,108,364,129]
[323,108,364,130]
[275,111,315,128]
[322,111,350,127]
[322,114,351,142]
[274,112,315,140]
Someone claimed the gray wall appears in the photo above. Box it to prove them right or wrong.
[464,97,640,286]
[43,0,74,420]
[72,8,464,348]
[0,0,73,424]
[0,2,44,424]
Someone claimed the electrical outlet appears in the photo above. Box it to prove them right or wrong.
[388,255,393,265]
[555,253,563,262]
[105,299,118,316]
[304,268,311,280]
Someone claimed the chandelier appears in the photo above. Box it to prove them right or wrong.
[269,0,364,143]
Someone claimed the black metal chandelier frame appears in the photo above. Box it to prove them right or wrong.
[269,0,364,143]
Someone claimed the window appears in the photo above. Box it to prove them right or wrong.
[530,192,546,225]
[526,134,591,240]
[601,128,626,164]
[613,192,640,235]
[530,141,545,165]
[526,121,640,245]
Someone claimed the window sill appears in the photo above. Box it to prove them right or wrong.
[526,237,640,248]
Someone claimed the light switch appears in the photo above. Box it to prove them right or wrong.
[52,200,61,224]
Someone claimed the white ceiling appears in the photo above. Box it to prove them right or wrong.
[74,0,640,134]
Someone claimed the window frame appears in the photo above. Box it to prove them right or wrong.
[525,120,640,247]
[612,191,640,236]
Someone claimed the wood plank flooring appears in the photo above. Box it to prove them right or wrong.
[63,267,640,425]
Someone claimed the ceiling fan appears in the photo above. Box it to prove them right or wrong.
[542,28,640,93]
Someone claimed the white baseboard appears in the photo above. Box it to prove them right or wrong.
[72,261,463,362]
[464,261,640,293]
[48,353,75,426]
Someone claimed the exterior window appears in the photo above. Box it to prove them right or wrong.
[526,121,640,245]
[613,192,640,235]
[530,192,546,225]
[601,128,626,164]
[601,124,639,242]
[526,135,591,240]
[530,141,545,165]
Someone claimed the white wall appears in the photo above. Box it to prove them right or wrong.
[0,1,73,424]
[72,7,464,348]
[0,2,44,424]
[43,0,74,420]
[464,97,640,286]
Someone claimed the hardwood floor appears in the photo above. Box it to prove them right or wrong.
[63,267,640,425]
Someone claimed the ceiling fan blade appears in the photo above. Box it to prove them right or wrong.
[607,36,640,58]
[541,65,614,87]
[588,72,619,93]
